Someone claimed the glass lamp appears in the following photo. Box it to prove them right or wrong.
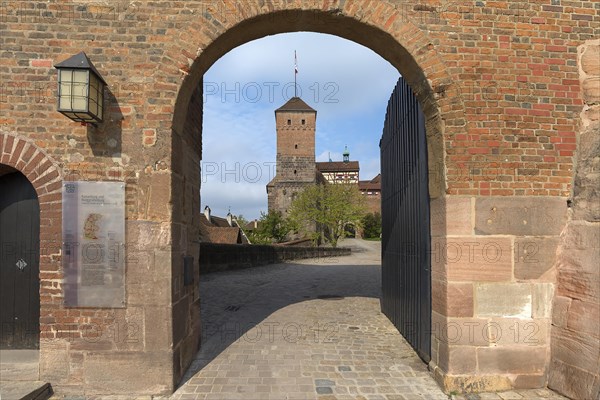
[54,52,106,125]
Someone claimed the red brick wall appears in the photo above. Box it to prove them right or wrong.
[1,0,598,395]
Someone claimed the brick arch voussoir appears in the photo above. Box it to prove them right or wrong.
[0,131,63,200]
[0,131,63,275]
[168,0,468,198]
[171,1,464,129]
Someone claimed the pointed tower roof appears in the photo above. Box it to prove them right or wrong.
[275,97,316,113]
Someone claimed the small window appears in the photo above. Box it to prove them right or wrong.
[287,119,291,125]
[294,144,298,149]
[294,170,297,175]
[301,119,305,125]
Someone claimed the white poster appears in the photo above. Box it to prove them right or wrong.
[62,181,125,307]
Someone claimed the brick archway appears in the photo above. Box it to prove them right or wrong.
[1,0,588,395]
[168,2,460,390]
[0,131,63,347]
[170,5,465,199]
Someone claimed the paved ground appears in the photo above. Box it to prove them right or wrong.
[171,239,566,400]
[0,350,53,400]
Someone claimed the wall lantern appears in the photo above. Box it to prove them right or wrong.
[54,52,106,125]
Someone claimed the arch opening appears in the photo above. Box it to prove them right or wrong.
[169,7,457,390]
[172,10,454,198]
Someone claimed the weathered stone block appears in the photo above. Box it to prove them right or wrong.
[581,44,600,76]
[447,282,474,317]
[551,326,599,373]
[477,346,547,374]
[514,237,559,281]
[430,196,472,236]
[513,374,546,389]
[552,295,572,328]
[432,280,474,318]
[437,317,490,346]
[566,299,600,337]
[476,283,532,318]
[556,223,600,302]
[39,340,69,383]
[172,298,190,346]
[439,237,513,282]
[475,197,567,236]
[572,125,600,221]
[485,317,549,347]
[548,357,600,400]
[532,283,555,318]
[127,221,171,251]
[583,106,600,123]
[439,344,477,374]
[438,373,512,394]
[583,77,600,104]
[144,306,172,350]
[128,280,170,307]
[83,351,172,394]
[126,251,153,284]
[112,307,145,352]
[431,278,447,315]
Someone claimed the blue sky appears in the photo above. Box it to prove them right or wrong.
[201,32,399,220]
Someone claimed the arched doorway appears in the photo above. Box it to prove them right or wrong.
[0,165,40,349]
[170,7,451,387]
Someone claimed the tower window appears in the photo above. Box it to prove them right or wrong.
[287,119,291,125]
[294,170,297,175]
[294,144,298,149]
[301,119,305,125]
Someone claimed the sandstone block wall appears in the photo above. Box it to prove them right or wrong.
[547,38,600,400]
[429,195,566,392]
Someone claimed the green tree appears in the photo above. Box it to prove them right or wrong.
[361,212,381,239]
[247,210,291,244]
[288,184,366,248]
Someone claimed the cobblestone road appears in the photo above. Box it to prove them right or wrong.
[171,239,565,400]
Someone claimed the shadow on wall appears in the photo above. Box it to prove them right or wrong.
[86,87,123,158]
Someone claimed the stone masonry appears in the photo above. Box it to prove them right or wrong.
[0,0,598,396]
[268,97,318,216]
[547,38,600,400]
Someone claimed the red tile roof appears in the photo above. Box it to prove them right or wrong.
[359,174,381,191]
[316,161,360,172]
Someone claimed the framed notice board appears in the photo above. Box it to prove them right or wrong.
[62,181,126,308]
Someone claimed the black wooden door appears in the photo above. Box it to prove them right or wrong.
[380,77,431,362]
[0,170,40,349]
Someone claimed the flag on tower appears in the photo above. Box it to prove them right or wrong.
[294,51,298,97]
[295,50,298,74]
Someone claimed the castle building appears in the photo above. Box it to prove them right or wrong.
[316,146,360,184]
[358,173,382,214]
[267,97,367,216]
[266,97,323,215]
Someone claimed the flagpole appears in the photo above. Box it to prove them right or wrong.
[294,50,297,97]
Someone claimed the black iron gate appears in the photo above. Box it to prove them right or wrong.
[380,77,431,362]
